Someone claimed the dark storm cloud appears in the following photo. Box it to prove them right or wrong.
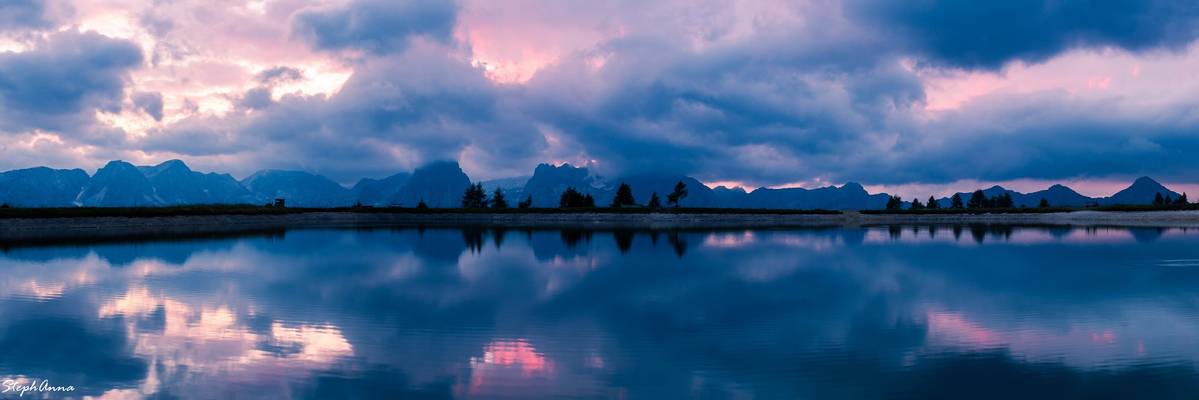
[861,93,1199,184]
[0,30,142,142]
[122,0,1199,186]
[145,43,545,181]
[845,0,1199,70]
[291,0,459,55]
[520,27,923,182]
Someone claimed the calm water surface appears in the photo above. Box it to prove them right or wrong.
[2,226,1199,399]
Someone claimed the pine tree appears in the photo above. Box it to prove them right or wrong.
[491,188,508,209]
[1153,192,1165,206]
[667,181,688,208]
[611,183,636,207]
[647,192,662,209]
[583,193,596,207]
[462,183,488,208]
[417,199,428,209]
[951,193,964,209]
[926,196,939,209]
[968,190,986,209]
[518,195,533,208]
[996,192,1014,208]
[1176,193,1189,205]
[559,187,585,208]
[885,195,903,210]
[1039,198,1050,208]
[910,198,924,210]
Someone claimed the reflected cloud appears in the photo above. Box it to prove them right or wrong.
[1,225,1198,397]
[468,339,556,395]
[96,286,354,397]
[702,231,757,248]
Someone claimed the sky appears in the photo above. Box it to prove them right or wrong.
[2,0,1199,198]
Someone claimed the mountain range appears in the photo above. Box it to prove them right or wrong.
[0,160,1187,209]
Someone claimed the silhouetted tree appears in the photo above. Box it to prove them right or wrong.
[667,181,688,208]
[491,188,508,209]
[0,203,9,209]
[1039,198,1050,208]
[611,183,636,207]
[967,190,986,209]
[416,199,428,209]
[647,192,662,209]
[559,187,587,208]
[885,195,902,210]
[996,192,1014,208]
[518,195,533,208]
[1154,192,1166,206]
[1176,193,1189,205]
[910,198,924,210]
[1165,194,1175,205]
[583,193,596,207]
[462,183,488,208]
[926,196,940,209]
[951,193,964,209]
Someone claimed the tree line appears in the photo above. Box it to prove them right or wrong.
[886,190,1035,211]
[461,181,690,209]
[887,189,1191,211]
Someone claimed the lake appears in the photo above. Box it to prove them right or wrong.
[1,225,1198,398]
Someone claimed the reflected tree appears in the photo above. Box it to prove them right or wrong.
[667,231,688,257]
[462,228,485,253]
[561,229,591,249]
[969,225,986,244]
[491,228,507,249]
[613,230,634,253]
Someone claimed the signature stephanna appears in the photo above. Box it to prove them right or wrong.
[2,378,76,397]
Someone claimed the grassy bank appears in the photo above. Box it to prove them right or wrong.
[0,205,841,219]
[862,204,1199,214]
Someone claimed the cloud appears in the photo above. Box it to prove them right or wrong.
[142,41,544,181]
[5,0,1199,188]
[845,0,1199,70]
[0,0,69,32]
[239,87,274,109]
[515,2,921,183]
[255,66,304,85]
[0,30,142,142]
[132,91,164,121]
[868,92,1199,184]
[291,0,459,55]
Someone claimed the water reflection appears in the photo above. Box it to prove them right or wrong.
[1,225,1198,398]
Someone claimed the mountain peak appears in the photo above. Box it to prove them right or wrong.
[1105,176,1178,205]
[159,159,188,169]
[141,159,193,178]
[839,182,868,194]
[1132,176,1160,186]
[99,160,137,170]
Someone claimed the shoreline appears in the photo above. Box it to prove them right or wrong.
[4,210,1199,241]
